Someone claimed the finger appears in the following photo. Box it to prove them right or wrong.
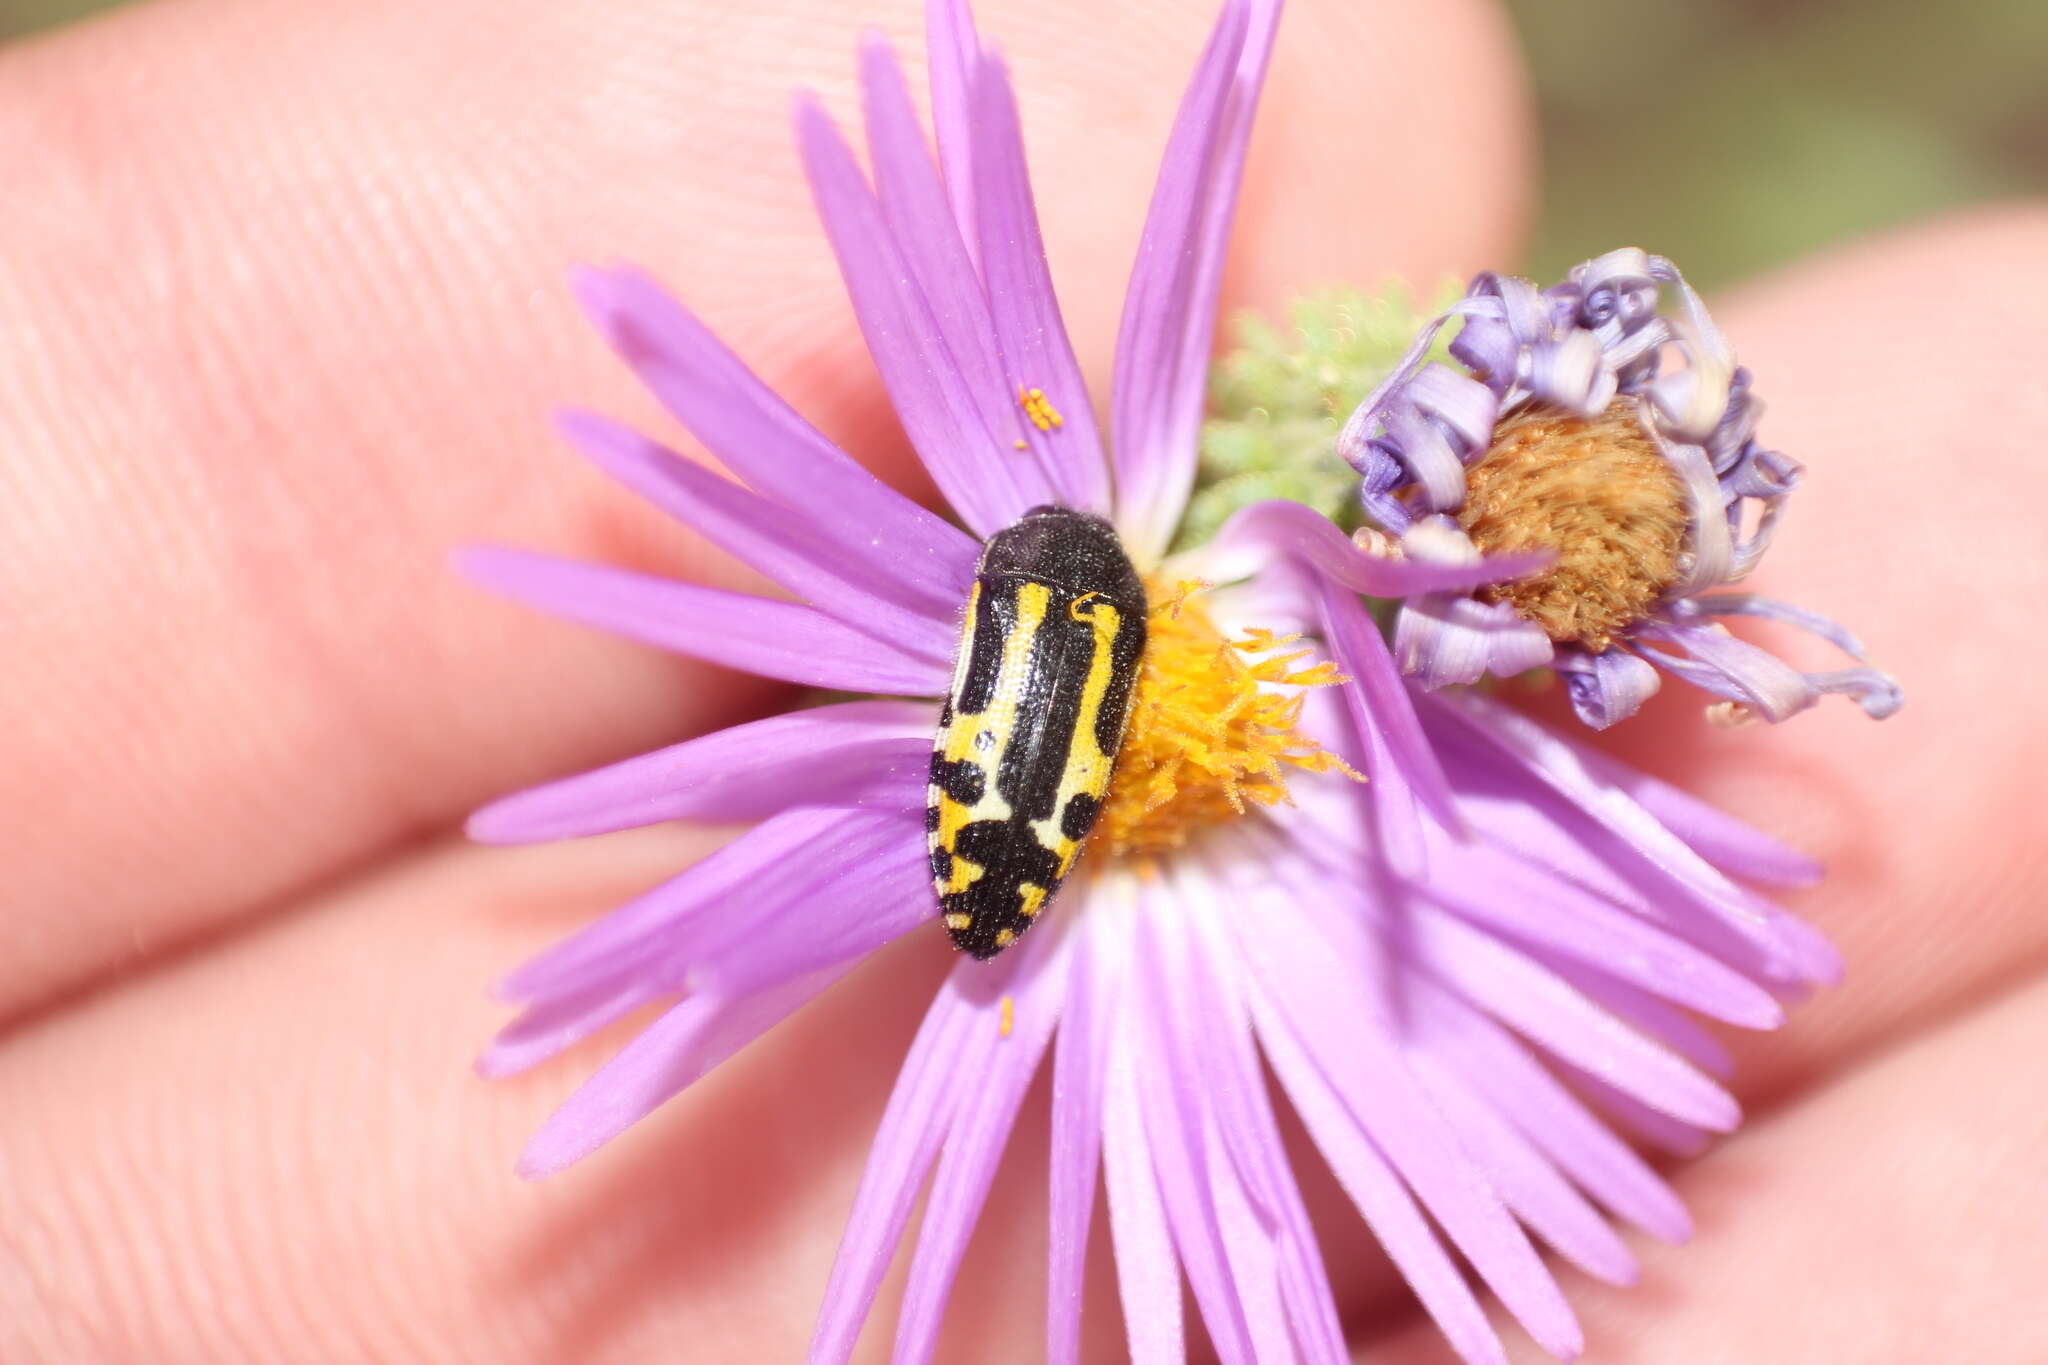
[0,831,1131,1363]
[1595,204,2048,1105]
[1359,970,2048,1363]
[0,0,1532,1023]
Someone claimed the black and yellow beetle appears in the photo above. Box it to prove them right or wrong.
[927,506,1147,959]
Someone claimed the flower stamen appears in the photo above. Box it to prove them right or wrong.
[1092,580,1360,859]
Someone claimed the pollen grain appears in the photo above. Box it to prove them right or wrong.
[1017,385,1065,433]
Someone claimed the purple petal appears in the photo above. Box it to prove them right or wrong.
[468,700,931,844]
[557,411,959,666]
[860,37,1108,519]
[1111,0,1279,562]
[1235,871,1583,1359]
[1554,646,1662,731]
[456,546,948,696]
[1395,594,1554,689]
[1634,620,1819,722]
[569,264,978,609]
[1414,985,1692,1243]
[1312,575,1460,870]
[1048,906,1117,1365]
[1566,1068,1713,1159]
[1210,498,1547,599]
[894,926,1069,1363]
[518,966,849,1177]
[1408,1049,1639,1286]
[690,807,932,995]
[1101,968,1187,1365]
[1249,983,1509,1365]
[925,0,981,260]
[1178,880,1349,1364]
[499,806,923,1008]
[797,95,1047,536]
[1662,439,1737,596]
[478,974,663,1080]
[1683,593,1903,720]
[1561,738,1823,888]
[1204,1135,1295,1364]
[1555,966,1738,1079]
[1382,404,1467,512]
[1410,906,1740,1132]
[1525,328,1611,414]
[1405,363,1500,458]
[966,54,1112,514]
[1127,910,1255,1365]
[495,808,825,1002]
[1427,692,1836,983]
[1417,838,1785,1029]
[809,973,979,1365]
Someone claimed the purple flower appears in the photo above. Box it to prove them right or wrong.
[464,3,1852,1361]
[1339,250,1904,729]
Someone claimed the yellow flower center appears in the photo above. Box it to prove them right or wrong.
[1091,580,1358,860]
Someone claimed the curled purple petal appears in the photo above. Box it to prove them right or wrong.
[1634,620,1821,722]
[1686,593,1904,719]
[1554,646,1662,730]
[1395,594,1554,689]
[1209,497,1548,600]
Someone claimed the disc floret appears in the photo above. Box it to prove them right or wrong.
[1092,582,1357,859]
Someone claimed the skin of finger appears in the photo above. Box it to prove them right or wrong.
[8,205,2039,1365]
[0,828,1143,1364]
[1358,972,2048,1363]
[0,0,1531,1025]
[1586,203,2048,1106]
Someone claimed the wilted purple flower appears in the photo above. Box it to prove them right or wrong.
[1339,250,1904,729]
[464,3,1860,1361]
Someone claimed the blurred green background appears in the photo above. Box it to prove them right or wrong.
[4,0,2043,291]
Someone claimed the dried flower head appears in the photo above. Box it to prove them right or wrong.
[1339,250,1904,728]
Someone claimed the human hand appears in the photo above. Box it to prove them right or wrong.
[2,0,2042,1358]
